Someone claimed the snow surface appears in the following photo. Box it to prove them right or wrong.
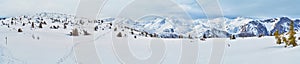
[1,23,300,64]
[1,13,300,64]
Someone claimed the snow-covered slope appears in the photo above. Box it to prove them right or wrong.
[117,16,300,38]
[1,13,300,64]
[2,23,300,64]
[2,13,300,38]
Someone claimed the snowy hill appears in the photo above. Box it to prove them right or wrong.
[2,13,300,64]
[116,16,300,38]
[0,12,115,36]
[1,13,300,38]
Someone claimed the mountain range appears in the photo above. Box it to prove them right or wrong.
[1,13,299,38]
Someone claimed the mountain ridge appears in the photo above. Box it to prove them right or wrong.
[1,13,300,38]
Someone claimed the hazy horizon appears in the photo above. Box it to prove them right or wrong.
[1,0,300,19]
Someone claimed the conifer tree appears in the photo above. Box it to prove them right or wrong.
[94,26,98,31]
[114,28,117,31]
[230,35,236,40]
[117,32,122,37]
[18,28,23,32]
[31,22,34,28]
[64,24,67,29]
[287,20,297,47]
[22,23,25,26]
[203,34,207,39]
[178,35,183,38]
[282,37,288,44]
[188,34,192,39]
[39,22,43,28]
[83,30,91,35]
[71,28,79,36]
[274,30,282,44]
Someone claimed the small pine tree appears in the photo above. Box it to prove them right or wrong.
[179,35,183,38]
[117,32,122,37]
[203,34,207,39]
[64,24,67,29]
[18,28,23,32]
[153,33,158,38]
[277,37,282,44]
[43,21,47,25]
[38,22,43,28]
[274,30,282,44]
[71,28,79,36]
[145,32,148,37]
[200,38,206,41]
[53,26,57,29]
[114,28,117,31]
[109,23,112,26]
[287,20,298,47]
[11,21,13,25]
[22,23,25,26]
[130,32,134,35]
[258,34,263,38]
[188,34,192,39]
[230,35,236,40]
[56,25,60,29]
[83,30,91,35]
[94,26,98,31]
[101,20,104,23]
[31,22,34,28]
[149,34,153,37]
[282,37,288,44]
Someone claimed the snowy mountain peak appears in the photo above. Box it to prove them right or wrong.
[2,13,300,38]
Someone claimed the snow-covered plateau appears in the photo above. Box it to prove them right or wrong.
[1,13,300,64]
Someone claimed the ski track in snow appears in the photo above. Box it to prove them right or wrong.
[0,45,27,64]
[57,30,112,64]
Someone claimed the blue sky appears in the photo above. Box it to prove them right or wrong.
[219,0,300,18]
[176,0,300,19]
[1,0,300,19]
